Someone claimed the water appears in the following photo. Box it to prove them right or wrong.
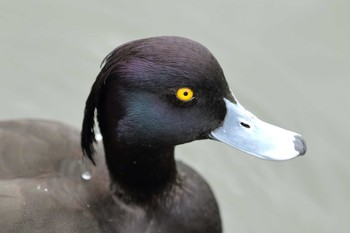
[81,171,92,181]
[1,0,349,232]
[95,133,103,142]
[81,156,92,181]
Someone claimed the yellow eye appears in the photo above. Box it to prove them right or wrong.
[176,87,194,102]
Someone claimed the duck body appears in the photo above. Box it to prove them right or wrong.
[0,36,306,232]
[0,120,221,233]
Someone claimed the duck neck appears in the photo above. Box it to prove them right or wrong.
[103,142,177,203]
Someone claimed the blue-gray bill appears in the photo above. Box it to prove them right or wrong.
[210,98,307,161]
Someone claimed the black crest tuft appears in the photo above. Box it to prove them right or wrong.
[81,53,116,165]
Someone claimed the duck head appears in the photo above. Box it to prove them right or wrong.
[81,36,306,165]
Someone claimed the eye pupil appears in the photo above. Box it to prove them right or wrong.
[183,92,188,96]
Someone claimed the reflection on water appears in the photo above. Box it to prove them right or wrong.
[1,0,350,232]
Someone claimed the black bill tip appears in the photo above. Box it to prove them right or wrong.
[294,135,307,156]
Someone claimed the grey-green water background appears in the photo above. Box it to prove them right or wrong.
[1,0,349,232]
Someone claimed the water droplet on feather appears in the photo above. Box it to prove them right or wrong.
[81,171,92,180]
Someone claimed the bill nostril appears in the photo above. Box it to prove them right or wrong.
[240,122,250,128]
